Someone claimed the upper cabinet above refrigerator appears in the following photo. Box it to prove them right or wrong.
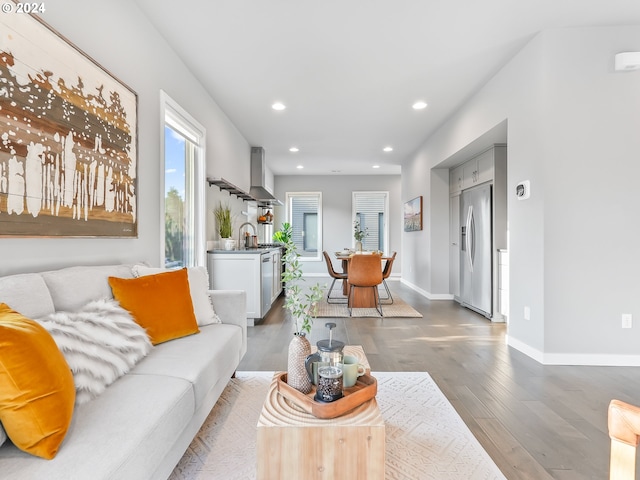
[450,147,497,195]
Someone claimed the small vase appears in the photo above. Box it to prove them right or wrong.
[355,240,363,252]
[287,332,312,394]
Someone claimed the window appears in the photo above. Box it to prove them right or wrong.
[286,192,322,260]
[161,92,206,268]
[353,191,389,253]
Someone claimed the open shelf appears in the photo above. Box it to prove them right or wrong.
[207,177,255,202]
[207,177,279,207]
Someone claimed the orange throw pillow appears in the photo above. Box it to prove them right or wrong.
[108,268,200,345]
[0,304,75,459]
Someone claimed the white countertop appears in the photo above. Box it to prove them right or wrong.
[208,246,282,254]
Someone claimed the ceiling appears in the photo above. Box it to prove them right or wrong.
[134,0,640,176]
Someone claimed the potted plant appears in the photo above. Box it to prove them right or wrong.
[214,202,234,250]
[273,222,292,245]
[281,234,324,393]
[353,220,368,251]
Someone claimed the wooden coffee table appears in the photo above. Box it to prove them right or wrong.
[256,346,385,479]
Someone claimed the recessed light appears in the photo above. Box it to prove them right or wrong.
[289,147,299,152]
[296,165,304,169]
[272,102,286,111]
[412,101,428,110]
[383,146,393,152]
[373,165,380,169]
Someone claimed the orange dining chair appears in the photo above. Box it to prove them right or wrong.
[322,251,348,303]
[609,399,640,480]
[380,251,397,304]
[347,254,383,316]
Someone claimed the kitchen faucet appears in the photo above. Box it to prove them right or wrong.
[238,222,257,244]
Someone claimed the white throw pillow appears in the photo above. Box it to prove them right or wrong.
[131,265,221,326]
[37,299,153,405]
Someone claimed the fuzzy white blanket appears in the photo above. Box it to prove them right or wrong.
[37,299,152,405]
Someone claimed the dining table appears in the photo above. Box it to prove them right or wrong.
[334,252,392,308]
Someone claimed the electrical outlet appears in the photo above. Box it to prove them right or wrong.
[622,314,633,329]
[524,306,530,321]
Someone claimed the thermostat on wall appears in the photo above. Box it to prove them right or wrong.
[516,180,530,200]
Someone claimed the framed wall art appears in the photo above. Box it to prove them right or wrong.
[0,10,137,237]
[404,196,423,232]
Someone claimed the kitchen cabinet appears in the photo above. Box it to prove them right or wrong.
[261,252,274,318]
[208,248,283,326]
[450,164,464,194]
[209,253,261,324]
[461,148,494,190]
[450,147,497,194]
[271,249,282,302]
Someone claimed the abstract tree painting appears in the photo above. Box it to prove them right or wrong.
[0,12,137,236]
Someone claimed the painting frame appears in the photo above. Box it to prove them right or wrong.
[0,9,138,237]
[404,196,423,232]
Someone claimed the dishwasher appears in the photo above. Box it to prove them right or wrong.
[261,251,274,317]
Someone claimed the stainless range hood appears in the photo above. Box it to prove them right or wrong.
[249,147,283,206]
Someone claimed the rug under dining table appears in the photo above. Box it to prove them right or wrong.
[315,294,423,318]
[169,371,506,480]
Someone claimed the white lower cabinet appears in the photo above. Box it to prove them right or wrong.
[208,253,261,323]
[271,250,282,302]
[208,250,283,326]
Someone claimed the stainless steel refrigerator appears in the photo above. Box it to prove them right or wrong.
[460,183,492,318]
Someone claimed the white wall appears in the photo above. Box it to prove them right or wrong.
[0,0,251,275]
[541,28,640,361]
[403,26,640,364]
[275,175,402,275]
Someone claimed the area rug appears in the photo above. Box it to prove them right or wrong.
[169,372,506,480]
[315,295,422,318]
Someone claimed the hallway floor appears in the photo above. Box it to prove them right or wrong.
[239,280,640,479]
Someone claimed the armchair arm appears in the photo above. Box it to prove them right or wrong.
[609,399,640,480]
[207,290,247,361]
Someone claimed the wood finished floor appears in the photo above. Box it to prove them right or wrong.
[238,280,640,479]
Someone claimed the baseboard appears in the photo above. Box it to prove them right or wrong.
[542,353,640,366]
[306,274,453,300]
[507,336,640,366]
[506,336,545,363]
[400,278,454,300]
[306,272,402,281]
[304,273,329,278]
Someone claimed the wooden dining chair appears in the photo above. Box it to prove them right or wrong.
[609,399,640,479]
[347,254,383,316]
[380,251,397,304]
[322,251,347,303]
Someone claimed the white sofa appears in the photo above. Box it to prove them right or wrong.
[0,264,247,480]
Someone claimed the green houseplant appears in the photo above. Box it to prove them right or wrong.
[282,241,323,336]
[214,202,233,239]
[281,226,324,393]
[353,220,368,251]
[273,222,292,245]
